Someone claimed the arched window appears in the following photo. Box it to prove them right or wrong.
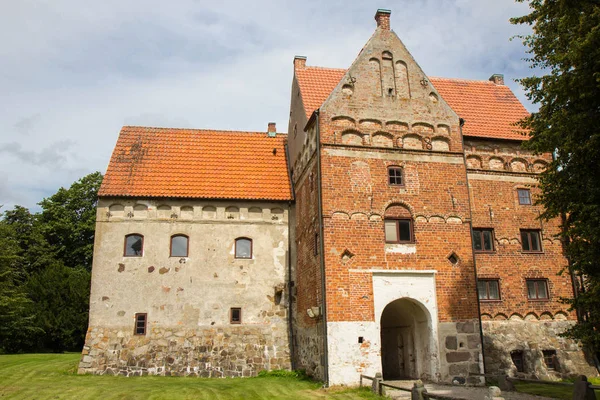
[170,234,189,257]
[235,237,252,259]
[124,234,144,257]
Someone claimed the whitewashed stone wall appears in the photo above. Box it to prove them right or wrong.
[79,198,291,376]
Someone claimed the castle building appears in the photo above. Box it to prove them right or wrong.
[79,9,597,385]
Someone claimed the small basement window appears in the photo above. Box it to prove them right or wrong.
[511,350,524,372]
[230,308,241,324]
[170,234,189,257]
[518,189,532,205]
[235,238,252,259]
[134,313,147,335]
[124,234,144,257]
[543,350,557,370]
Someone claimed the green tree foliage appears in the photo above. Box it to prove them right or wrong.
[512,1,600,350]
[0,172,102,353]
[0,219,40,352]
[27,263,91,352]
[37,172,103,272]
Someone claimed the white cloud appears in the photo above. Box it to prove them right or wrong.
[0,0,536,210]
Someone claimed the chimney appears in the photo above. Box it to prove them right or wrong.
[267,122,276,137]
[294,55,307,69]
[375,9,391,30]
[489,74,505,85]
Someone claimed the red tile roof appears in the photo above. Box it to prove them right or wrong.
[99,126,292,200]
[295,67,346,120]
[295,67,529,140]
[429,77,530,140]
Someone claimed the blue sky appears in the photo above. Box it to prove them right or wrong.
[0,0,534,211]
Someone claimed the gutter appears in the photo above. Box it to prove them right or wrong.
[459,117,487,375]
[315,109,329,386]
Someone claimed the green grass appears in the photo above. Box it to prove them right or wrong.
[514,377,600,400]
[0,353,382,400]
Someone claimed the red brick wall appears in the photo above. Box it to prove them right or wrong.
[317,116,480,322]
[469,172,575,320]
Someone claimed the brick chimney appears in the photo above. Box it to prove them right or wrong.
[294,56,307,69]
[489,74,505,85]
[267,122,276,137]
[375,9,391,30]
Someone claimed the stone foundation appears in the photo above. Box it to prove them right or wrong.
[482,320,597,379]
[78,325,291,377]
[438,320,484,385]
[292,323,325,380]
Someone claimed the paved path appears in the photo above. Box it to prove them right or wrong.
[382,380,557,400]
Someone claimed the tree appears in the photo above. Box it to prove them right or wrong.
[37,172,102,272]
[0,172,102,353]
[0,218,40,352]
[512,1,600,352]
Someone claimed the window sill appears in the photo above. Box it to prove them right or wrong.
[474,250,496,254]
[385,243,416,254]
[480,299,502,303]
[527,298,550,302]
[521,251,544,254]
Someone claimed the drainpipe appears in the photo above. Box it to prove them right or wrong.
[459,117,487,375]
[284,142,296,370]
[315,109,329,386]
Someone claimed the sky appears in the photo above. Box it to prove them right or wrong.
[0,0,535,211]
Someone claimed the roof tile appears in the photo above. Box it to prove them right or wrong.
[100,127,292,200]
[295,67,530,140]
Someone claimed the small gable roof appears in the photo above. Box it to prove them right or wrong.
[99,126,293,201]
[294,66,529,140]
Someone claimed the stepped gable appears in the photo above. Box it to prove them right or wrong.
[99,126,293,201]
[295,66,530,141]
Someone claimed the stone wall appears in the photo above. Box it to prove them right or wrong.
[79,198,291,376]
[79,325,290,377]
[483,320,597,379]
[438,320,483,385]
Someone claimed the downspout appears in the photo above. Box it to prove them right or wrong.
[284,142,296,370]
[459,118,487,375]
[315,109,329,385]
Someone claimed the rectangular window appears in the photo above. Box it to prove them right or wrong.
[134,313,147,335]
[511,351,525,373]
[473,228,494,252]
[230,308,241,324]
[527,279,549,300]
[521,230,542,252]
[384,219,413,243]
[478,279,500,301]
[518,189,532,205]
[542,350,557,370]
[388,167,403,186]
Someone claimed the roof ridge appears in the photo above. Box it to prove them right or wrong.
[429,76,498,84]
[122,126,288,136]
[302,66,347,72]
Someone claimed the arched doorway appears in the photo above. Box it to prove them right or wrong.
[380,298,431,380]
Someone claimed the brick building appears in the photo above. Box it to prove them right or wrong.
[80,9,597,385]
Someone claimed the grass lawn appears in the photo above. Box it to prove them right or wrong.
[514,378,600,400]
[0,353,381,400]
